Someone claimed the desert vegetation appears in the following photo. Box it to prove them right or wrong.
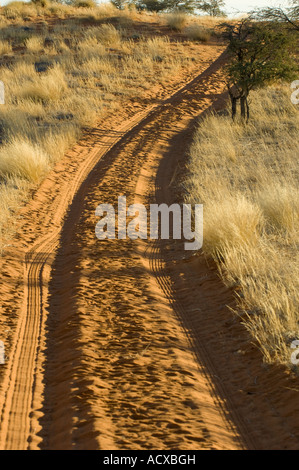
[183,6,299,369]
[0,1,221,252]
[184,85,299,368]
[2,0,297,370]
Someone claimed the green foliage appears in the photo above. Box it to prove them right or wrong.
[31,0,48,6]
[251,1,299,31]
[224,19,298,121]
[197,0,226,16]
[134,0,194,12]
[111,0,127,9]
[74,0,97,7]
[127,0,226,14]
[136,0,168,11]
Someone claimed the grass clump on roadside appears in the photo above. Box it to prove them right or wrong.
[184,24,211,42]
[165,12,188,31]
[0,40,12,54]
[184,85,299,368]
[0,139,50,182]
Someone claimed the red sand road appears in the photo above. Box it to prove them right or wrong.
[0,50,299,449]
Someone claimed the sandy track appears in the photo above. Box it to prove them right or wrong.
[136,93,299,450]
[1,48,299,449]
[0,102,169,451]
[38,51,241,450]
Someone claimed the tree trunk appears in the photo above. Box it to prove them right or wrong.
[228,88,237,121]
[246,97,250,123]
[232,96,237,120]
[228,86,242,121]
[240,96,246,121]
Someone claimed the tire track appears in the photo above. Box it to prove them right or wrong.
[131,114,255,449]
[0,114,154,449]
[146,147,256,449]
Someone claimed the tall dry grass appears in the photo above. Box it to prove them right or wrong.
[164,11,220,40]
[0,2,200,251]
[184,85,299,368]
[165,12,188,31]
[0,40,12,55]
[184,24,211,42]
[0,140,50,182]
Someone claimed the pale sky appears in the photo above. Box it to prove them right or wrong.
[0,0,291,16]
[224,0,289,15]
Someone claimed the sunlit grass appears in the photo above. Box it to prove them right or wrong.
[184,86,299,367]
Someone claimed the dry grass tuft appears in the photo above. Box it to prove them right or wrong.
[165,12,188,31]
[19,67,68,103]
[184,24,211,42]
[0,139,50,182]
[25,36,44,52]
[0,40,12,55]
[184,85,299,367]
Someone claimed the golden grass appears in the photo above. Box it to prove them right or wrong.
[18,67,68,103]
[83,23,123,46]
[165,12,188,32]
[0,2,204,251]
[0,140,50,182]
[184,24,211,42]
[0,177,29,255]
[25,36,44,52]
[2,1,42,20]
[184,85,299,368]
[0,40,12,55]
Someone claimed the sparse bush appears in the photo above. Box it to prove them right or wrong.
[224,19,298,121]
[19,67,68,103]
[0,40,12,54]
[197,0,226,17]
[165,12,188,31]
[25,36,44,52]
[111,0,124,9]
[184,86,299,366]
[0,140,50,182]
[31,0,48,7]
[74,0,97,7]
[184,24,211,41]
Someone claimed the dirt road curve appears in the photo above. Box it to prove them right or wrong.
[0,50,299,450]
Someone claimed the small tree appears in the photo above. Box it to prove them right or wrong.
[129,0,225,13]
[197,0,226,17]
[134,0,194,12]
[111,0,126,9]
[224,19,298,122]
[31,0,48,6]
[251,1,299,32]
